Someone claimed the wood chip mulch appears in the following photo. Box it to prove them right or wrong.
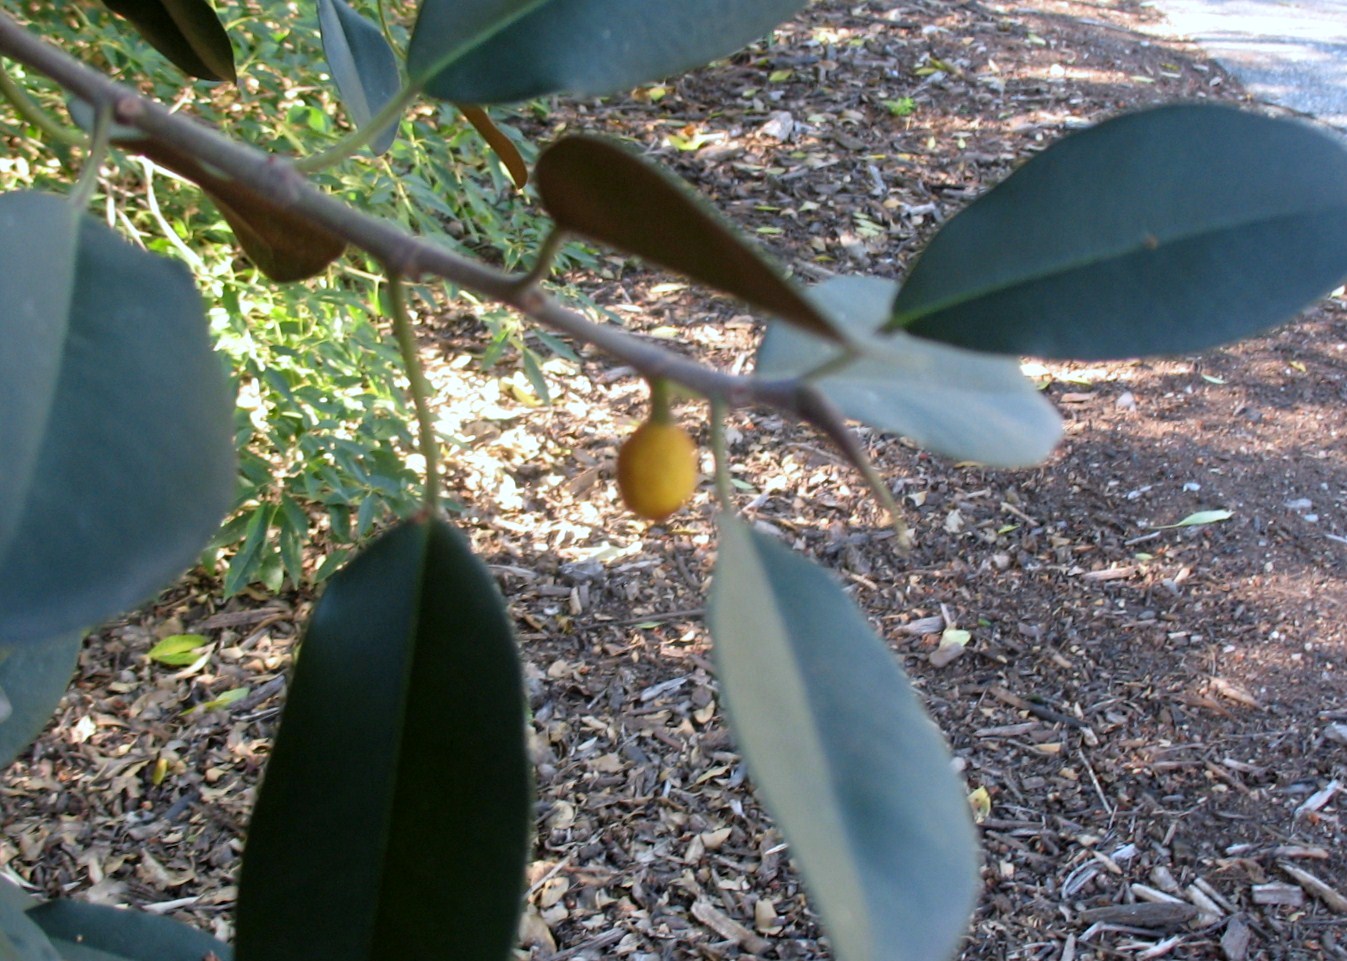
[4,2,1347,960]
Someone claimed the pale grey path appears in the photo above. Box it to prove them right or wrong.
[1146,0,1347,130]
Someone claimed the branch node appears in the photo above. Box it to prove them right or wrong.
[113,95,142,124]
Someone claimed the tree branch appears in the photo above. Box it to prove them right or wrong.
[0,11,840,428]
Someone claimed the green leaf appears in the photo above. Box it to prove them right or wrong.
[708,516,979,961]
[318,0,402,156]
[26,900,232,961]
[757,276,1061,466]
[520,347,550,405]
[184,686,247,714]
[0,877,38,916]
[235,518,531,961]
[145,634,210,667]
[0,634,84,770]
[0,195,78,563]
[891,104,1347,359]
[537,136,840,341]
[1153,508,1233,529]
[101,0,236,83]
[223,504,277,596]
[0,192,234,646]
[408,0,807,102]
[0,878,59,961]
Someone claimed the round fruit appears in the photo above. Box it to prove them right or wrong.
[616,421,698,521]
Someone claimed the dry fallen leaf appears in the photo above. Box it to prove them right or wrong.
[930,628,971,667]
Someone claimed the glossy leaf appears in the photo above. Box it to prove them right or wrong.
[0,192,234,646]
[0,634,83,770]
[757,276,1061,466]
[130,139,346,281]
[27,899,233,961]
[459,104,529,188]
[0,878,58,961]
[709,516,979,961]
[0,877,37,915]
[0,195,77,561]
[409,0,806,103]
[537,136,839,340]
[236,518,531,961]
[891,104,1347,359]
[101,0,235,82]
[318,0,402,156]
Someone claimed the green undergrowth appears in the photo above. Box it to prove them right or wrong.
[0,0,589,593]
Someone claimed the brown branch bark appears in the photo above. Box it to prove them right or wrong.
[0,11,817,417]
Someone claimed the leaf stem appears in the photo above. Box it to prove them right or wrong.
[375,0,403,58]
[388,273,441,512]
[0,58,82,148]
[648,377,673,425]
[295,81,421,174]
[795,386,911,548]
[512,227,564,293]
[710,400,734,511]
[69,101,110,210]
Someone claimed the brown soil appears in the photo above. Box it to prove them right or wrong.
[5,1,1347,960]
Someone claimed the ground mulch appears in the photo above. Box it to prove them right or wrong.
[4,1,1346,960]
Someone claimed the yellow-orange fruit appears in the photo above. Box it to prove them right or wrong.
[616,421,698,521]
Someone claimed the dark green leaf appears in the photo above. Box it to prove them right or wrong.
[212,195,347,283]
[40,940,133,961]
[223,504,276,596]
[236,518,531,961]
[0,195,77,562]
[408,0,806,103]
[757,277,1060,466]
[101,0,236,82]
[27,900,232,961]
[318,0,402,156]
[0,634,83,770]
[520,347,550,404]
[0,877,38,915]
[0,192,234,646]
[708,516,979,961]
[537,136,840,340]
[0,878,59,961]
[891,104,1347,359]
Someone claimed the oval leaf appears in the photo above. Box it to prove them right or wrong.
[408,0,807,103]
[0,194,78,561]
[101,0,236,82]
[318,0,402,156]
[537,135,839,340]
[0,879,59,961]
[757,276,1061,466]
[0,192,235,645]
[0,634,84,770]
[236,518,532,961]
[891,104,1347,359]
[145,633,210,666]
[129,139,346,281]
[26,900,232,961]
[708,516,979,961]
